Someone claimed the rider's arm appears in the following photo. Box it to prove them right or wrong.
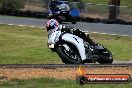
[60,25,86,36]
[73,28,87,37]
[60,25,73,33]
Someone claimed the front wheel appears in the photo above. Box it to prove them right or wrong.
[71,21,76,24]
[71,17,77,24]
[56,44,82,64]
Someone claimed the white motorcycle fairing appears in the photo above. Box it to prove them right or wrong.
[61,33,86,61]
[48,30,61,44]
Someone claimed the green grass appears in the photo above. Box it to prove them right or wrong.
[0,25,132,64]
[0,77,131,88]
[0,25,61,64]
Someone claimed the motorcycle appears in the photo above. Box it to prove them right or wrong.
[47,27,113,64]
[48,2,77,24]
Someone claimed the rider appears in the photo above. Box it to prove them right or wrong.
[46,19,97,46]
[49,0,61,11]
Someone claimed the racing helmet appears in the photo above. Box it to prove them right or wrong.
[46,19,59,31]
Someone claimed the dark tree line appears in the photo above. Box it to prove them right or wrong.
[0,0,121,21]
[0,0,24,14]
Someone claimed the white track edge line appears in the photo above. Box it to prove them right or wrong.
[0,23,131,37]
[0,23,45,29]
[84,31,132,37]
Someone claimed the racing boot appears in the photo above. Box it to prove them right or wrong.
[85,34,97,47]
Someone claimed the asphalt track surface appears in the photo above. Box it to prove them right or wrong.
[0,15,132,66]
[0,15,132,36]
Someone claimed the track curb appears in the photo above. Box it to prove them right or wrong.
[0,64,132,69]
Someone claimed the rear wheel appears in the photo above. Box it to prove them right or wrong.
[98,54,113,64]
[97,47,113,64]
[56,43,82,64]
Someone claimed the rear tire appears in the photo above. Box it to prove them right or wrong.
[98,54,113,64]
[97,48,113,64]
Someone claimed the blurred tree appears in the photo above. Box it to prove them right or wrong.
[0,0,24,14]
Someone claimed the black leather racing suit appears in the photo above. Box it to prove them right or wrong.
[49,2,59,11]
[60,25,96,46]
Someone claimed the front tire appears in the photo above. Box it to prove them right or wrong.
[71,17,77,24]
[71,21,76,24]
[56,44,82,64]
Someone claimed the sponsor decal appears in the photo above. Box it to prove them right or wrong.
[76,66,131,84]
